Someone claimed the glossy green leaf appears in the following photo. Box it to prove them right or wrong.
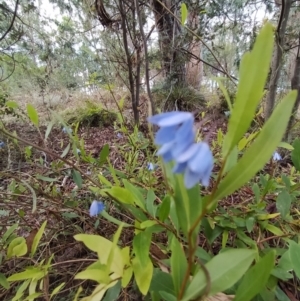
[158,196,171,221]
[214,77,233,111]
[8,267,44,281]
[183,249,256,300]
[74,234,123,276]
[278,141,293,150]
[60,143,70,158]
[36,175,57,182]
[104,186,139,207]
[150,269,175,295]
[146,190,157,217]
[223,23,273,156]
[276,190,291,219]
[72,170,82,189]
[103,280,121,301]
[50,282,65,300]
[2,223,18,243]
[0,272,9,289]
[223,146,238,174]
[99,144,109,165]
[133,230,152,267]
[45,120,54,140]
[140,220,158,229]
[123,180,146,210]
[170,236,188,295]
[159,291,177,301]
[101,211,132,228]
[214,90,297,203]
[26,104,39,127]
[234,251,275,301]
[21,180,37,213]
[181,3,188,25]
[5,100,18,108]
[30,220,47,257]
[289,240,300,279]
[132,256,153,295]
[7,237,27,259]
[75,268,110,283]
[291,138,300,171]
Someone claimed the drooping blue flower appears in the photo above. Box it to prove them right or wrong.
[149,111,193,127]
[273,151,282,161]
[148,111,214,189]
[0,141,5,148]
[89,200,105,217]
[62,127,72,134]
[149,112,195,163]
[76,148,81,155]
[117,133,123,139]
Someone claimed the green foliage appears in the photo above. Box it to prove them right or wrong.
[64,100,117,128]
[2,22,300,301]
[152,83,206,112]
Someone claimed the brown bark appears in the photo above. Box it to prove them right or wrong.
[285,36,300,141]
[185,11,202,88]
[264,0,292,120]
[151,0,185,84]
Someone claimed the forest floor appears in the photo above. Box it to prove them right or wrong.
[0,102,299,300]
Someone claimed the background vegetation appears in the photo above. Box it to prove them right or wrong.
[1,0,300,300]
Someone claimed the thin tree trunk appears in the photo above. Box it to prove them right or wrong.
[135,0,155,116]
[264,0,292,120]
[285,35,300,141]
[118,0,139,123]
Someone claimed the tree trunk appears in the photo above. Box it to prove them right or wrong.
[264,0,292,120]
[185,10,202,89]
[118,0,139,123]
[151,0,185,86]
[285,36,300,141]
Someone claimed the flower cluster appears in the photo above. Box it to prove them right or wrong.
[148,111,214,189]
[89,200,105,217]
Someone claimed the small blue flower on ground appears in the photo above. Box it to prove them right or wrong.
[148,111,214,188]
[147,162,158,171]
[117,132,123,139]
[273,151,282,161]
[0,141,5,148]
[89,200,105,217]
[62,127,72,134]
[76,148,81,155]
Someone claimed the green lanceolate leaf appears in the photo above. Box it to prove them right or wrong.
[7,237,27,259]
[99,144,109,165]
[170,236,188,296]
[133,230,152,267]
[181,3,188,25]
[234,251,275,301]
[0,272,9,289]
[132,256,153,295]
[214,90,297,203]
[222,23,274,156]
[72,170,83,189]
[291,138,300,171]
[288,240,300,279]
[182,249,256,300]
[26,104,39,127]
[30,220,47,257]
[276,190,292,219]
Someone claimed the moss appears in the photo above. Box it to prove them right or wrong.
[152,83,206,112]
[64,100,117,128]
